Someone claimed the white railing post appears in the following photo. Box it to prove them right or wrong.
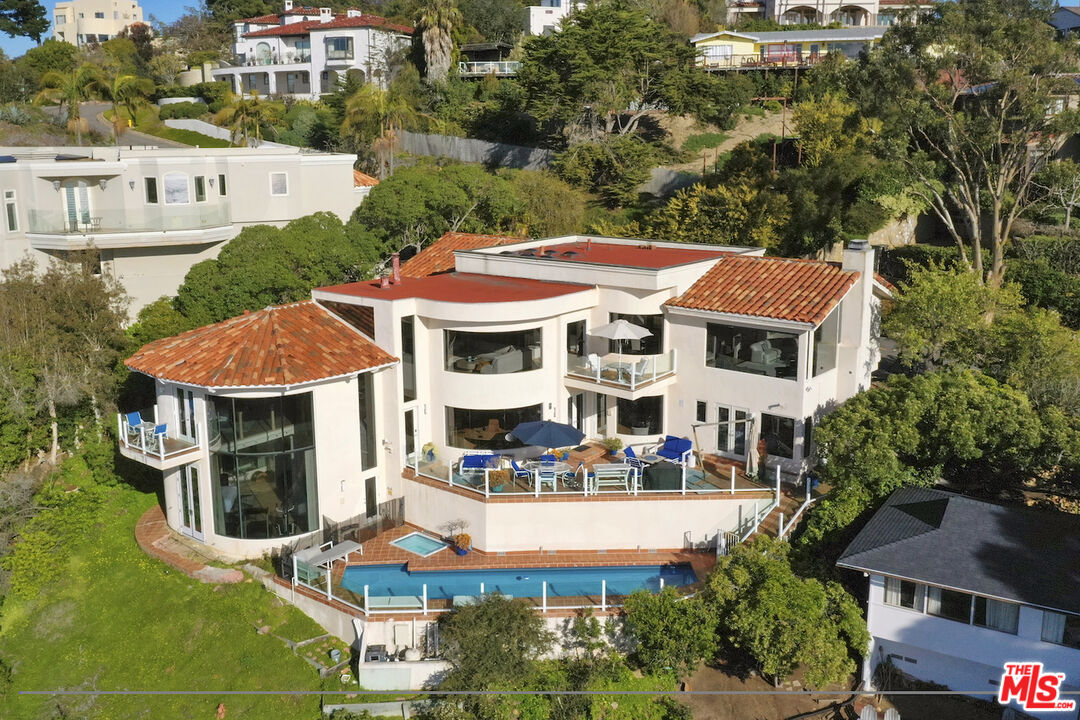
[730,465,736,493]
[117,414,123,447]
[153,405,158,424]
[325,567,332,600]
[806,477,811,501]
[601,580,607,612]
[779,513,785,539]
[659,577,665,591]
[775,465,781,505]
[534,470,540,498]
[480,582,485,596]
[542,581,547,613]
[447,463,452,487]
[754,500,759,527]
[484,469,490,498]
[681,463,686,495]
[422,584,428,615]
[292,554,298,586]
[364,584,369,613]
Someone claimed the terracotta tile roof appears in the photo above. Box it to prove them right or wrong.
[401,232,524,277]
[243,14,413,38]
[353,170,379,187]
[666,255,859,325]
[126,301,397,389]
[239,13,280,23]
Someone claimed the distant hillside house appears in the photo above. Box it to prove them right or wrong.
[691,27,886,70]
[52,0,145,47]
[725,0,933,27]
[838,487,1080,720]
[211,1,413,99]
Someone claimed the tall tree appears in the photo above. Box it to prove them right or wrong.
[416,0,462,85]
[105,74,154,136]
[34,63,106,145]
[0,0,49,44]
[340,83,417,177]
[459,0,525,44]
[862,0,1080,287]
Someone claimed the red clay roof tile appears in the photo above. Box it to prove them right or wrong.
[126,301,397,389]
[401,232,524,277]
[242,14,413,37]
[666,255,859,325]
[353,170,379,187]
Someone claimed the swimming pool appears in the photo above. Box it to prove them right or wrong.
[389,532,448,557]
[340,563,697,600]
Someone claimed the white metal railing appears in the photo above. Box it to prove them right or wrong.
[117,408,198,462]
[695,53,832,70]
[458,61,521,77]
[566,349,676,391]
[777,477,815,540]
[736,465,782,543]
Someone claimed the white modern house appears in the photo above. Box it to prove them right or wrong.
[725,0,930,26]
[0,145,368,312]
[119,232,889,563]
[210,2,413,99]
[839,487,1080,720]
[525,0,585,35]
[52,0,145,47]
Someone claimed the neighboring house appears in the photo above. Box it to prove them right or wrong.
[210,1,413,99]
[52,0,145,47]
[525,0,585,35]
[352,169,379,203]
[118,233,888,561]
[838,487,1080,720]
[1051,6,1080,37]
[0,145,362,313]
[725,0,931,27]
[458,43,520,78]
[691,27,887,70]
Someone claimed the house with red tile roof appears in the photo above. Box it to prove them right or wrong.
[119,233,888,573]
[212,1,413,99]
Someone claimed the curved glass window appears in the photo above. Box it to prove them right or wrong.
[445,328,542,374]
[446,404,542,449]
[209,394,318,540]
[617,395,663,436]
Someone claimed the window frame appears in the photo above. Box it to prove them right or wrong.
[926,585,973,624]
[972,595,1020,635]
[144,177,159,204]
[4,189,17,232]
[218,173,227,196]
[269,172,289,196]
[194,175,207,203]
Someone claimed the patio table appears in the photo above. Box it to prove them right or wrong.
[524,460,572,490]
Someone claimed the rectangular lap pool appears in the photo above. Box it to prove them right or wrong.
[340,563,697,600]
[389,532,448,557]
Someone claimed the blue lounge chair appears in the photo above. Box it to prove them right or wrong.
[623,446,645,479]
[510,460,531,482]
[652,436,693,466]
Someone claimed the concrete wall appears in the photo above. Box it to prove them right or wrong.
[399,130,555,170]
[404,476,762,551]
[163,118,292,148]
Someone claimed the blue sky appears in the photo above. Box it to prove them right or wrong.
[0,0,186,59]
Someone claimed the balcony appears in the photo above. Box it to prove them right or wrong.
[458,61,521,77]
[231,52,312,66]
[695,53,830,71]
[117,409,200,470]
[564,350,676,397]
[26,204,233,250]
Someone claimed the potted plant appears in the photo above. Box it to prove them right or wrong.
[601,437,623,458]
[453,533,472,555]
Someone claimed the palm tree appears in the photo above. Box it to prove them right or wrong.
[215,91,274,147]
[416,0,462,85]
[106,74,154,138]
[341,84,418,177]
[34,64,106,145]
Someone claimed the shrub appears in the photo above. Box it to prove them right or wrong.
[158,101,206,120]
[0,103,34,125]
[682,132,728,154]
[553,135,658,208]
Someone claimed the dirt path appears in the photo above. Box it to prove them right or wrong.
[680,662,845,719]
[667,110,789,173]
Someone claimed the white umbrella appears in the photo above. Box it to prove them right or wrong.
[589,319,653,377]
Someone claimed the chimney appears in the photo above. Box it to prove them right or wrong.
[319,6,332,22]
[842,239,874,275]
[379,276,390,288]
[391,252,401,284]
[283,0,293,10]
[347,8,362,17]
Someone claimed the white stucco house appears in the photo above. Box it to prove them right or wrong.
[118,232,889,563]
[52,0,145,47]
[725,0,931,27]
[838,487,1080,720]
[210,1,413,99]
[0,145,370,313]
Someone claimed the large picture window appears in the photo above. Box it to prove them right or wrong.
[973,596,1019,634]
[1042,611,1080,649]
[357,372,376,471]
[813,308,839,376]
[444,328,542,374]
[446,404,542,449]
[617,395,663,435]
[926,586,972,623]
[706,323,799,380]
[209,393,318,540]
[608,313,663,356]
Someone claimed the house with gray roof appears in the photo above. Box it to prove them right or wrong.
[838,487,1080,719]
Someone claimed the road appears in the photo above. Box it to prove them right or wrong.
[44,102,189,148]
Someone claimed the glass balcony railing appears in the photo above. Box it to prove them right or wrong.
[27,203,232,235]
[458,61,521,77]
[566,350,676,390]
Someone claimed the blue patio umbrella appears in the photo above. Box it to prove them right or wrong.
[510,420,585,449]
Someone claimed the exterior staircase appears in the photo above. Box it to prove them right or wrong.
[751,492,805,540]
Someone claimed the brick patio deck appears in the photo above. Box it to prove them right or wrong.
[134,505,243,584]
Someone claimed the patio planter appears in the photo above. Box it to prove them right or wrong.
[455,547,469,556]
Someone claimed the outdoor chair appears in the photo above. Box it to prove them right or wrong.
[124,411,151,445]
[622,447,645,479]
[622,356,650,386]
[149,423,167,453]
[648,435,693,466]
[585,353,601,374]
[536,462,558,491]
[510,460,531,483]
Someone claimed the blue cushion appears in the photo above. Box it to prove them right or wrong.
[462,455,490,469]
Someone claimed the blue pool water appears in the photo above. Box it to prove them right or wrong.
[389,532,449,557]
[340,563,697,599]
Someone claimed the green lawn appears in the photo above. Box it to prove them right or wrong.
[0,485,332,720]
[682,131,729,154]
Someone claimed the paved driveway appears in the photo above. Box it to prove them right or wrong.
[44,102,189,148]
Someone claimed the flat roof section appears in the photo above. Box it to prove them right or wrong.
[500,241,733,270]
[317,272,593,303]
